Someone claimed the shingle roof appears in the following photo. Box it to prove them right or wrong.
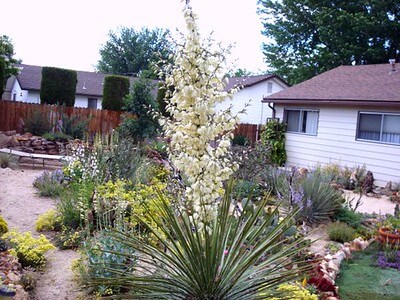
[264,63,400,106]
[225,74,287,92]
[14,64,150,97]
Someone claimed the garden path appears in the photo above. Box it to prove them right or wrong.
[0,167,82,300]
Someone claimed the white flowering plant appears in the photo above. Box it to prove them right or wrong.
[64,142,100,183]
[87,4,314,299]
[159,6,241,225]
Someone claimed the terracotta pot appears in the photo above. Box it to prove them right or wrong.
[378,227,400,244]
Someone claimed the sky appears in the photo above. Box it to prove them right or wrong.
[1,0,268,74]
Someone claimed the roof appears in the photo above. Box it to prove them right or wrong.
[263,63,400,107]
[12,64,151,97]
[225,74,288,92]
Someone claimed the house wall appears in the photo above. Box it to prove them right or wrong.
[10,84,102,109]
[75,96,102,109]
[275,104,400,186]
[215,78,286,125]
[10,80,40,103]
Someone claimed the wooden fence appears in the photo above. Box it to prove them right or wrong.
[0,101,128,135]
[234,123,261,144]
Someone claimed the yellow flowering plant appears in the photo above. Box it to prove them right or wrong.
[3,230,55,268]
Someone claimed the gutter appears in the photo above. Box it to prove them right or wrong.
[268,102,276,119]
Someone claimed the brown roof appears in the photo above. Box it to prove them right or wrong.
[263,63,400,106]
[14,64,155,97]
[225,74,287,91]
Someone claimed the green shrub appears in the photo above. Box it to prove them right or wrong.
[56,227,86,250]
[57,181,95,230]
[233,180,262,201]
[24,108,51,136]
[119,76,158,142]
[102,75,130,111]
[3,230,55,268]
[0,153,12,168]
[40,67,77,106]
[270,168,343,224]
[232,134,249,146]
[0,215,8,235]
[42,131,72,142]
[59,113,89,139]
[74,229,136,296]
[233,142,270,182]
[260,119,286,166]
[327,222,356,243]
[35,209,62,232]
[33,169,65,197]
[333,207,363,228]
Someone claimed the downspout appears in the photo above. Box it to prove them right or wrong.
[268,102,276,119]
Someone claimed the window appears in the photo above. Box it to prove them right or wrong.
[357,112,400,145]
[267,82,273,93]
[88,98,98,109]
[284,109,319,135]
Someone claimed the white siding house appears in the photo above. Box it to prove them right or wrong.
[216,75,288,125]
[264,63,400,187]
[2,64,153,110]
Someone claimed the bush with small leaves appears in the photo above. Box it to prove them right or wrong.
[327,222,356,243]
[0,215,8,235]
[3,230,55,268]
[35,209,62,232]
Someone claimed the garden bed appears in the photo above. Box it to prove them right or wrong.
[336,242,400,299]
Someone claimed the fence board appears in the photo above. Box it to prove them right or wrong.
[0,101,127,136]
[234,123,262,144]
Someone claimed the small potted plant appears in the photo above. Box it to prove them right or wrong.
[378,215,400,245]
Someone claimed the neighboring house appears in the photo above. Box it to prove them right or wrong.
[263,63,400,186]
[215,75,288,125]
[2,64,153,109]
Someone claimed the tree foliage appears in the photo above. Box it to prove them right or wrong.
[118,76,158,141]
[102,75,130,111]
[40,67,77,106]
[0,35,19,93]
[258,0,400,84]
[96,27,172,79]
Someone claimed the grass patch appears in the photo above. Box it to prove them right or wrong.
[336,242,400,300]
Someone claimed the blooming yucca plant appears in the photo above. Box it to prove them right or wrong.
[85,3,315,299]
[88,188,312,299]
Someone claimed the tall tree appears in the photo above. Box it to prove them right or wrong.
[258,0,400,84]
[97,27,172,79]
[40,67,77,107]
[102,75,130,111]
[0,35,19,94]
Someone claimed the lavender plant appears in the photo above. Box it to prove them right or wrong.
[33,169,65,197]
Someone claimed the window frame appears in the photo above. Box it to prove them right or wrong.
[356,111,400,146]
[88,98,98,109]
[284,108,319,136]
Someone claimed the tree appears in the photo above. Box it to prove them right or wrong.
[0,58,5,98]
[258,0,400,84]
[97,27,172,79]
[40,67,77,106]
[118,76,158,141]
[102,75,130,111]
[0,35,19,94]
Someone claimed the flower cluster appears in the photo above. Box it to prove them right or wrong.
[65,143,100,182]
[3,230,55,268]
[160,6,239,224]
[376,249,400,270]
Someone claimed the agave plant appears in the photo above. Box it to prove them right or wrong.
[88,187,313,299]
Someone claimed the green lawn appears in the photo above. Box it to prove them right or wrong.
[336,242,400,300]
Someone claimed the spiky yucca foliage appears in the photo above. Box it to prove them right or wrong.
[88,189,313,299]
